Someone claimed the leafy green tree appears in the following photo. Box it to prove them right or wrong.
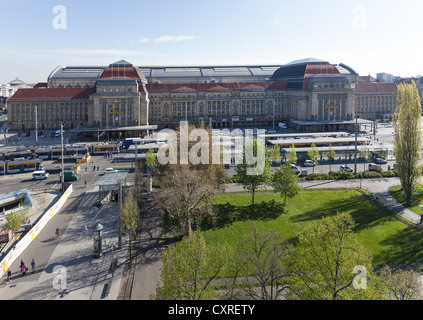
[358,147,373,172]
[323,143,336,172]
[288,212,375,300]
[145,146,156,191]
[306,143,319,173]
[393,80,423,205]
[155,231,231,300]
[4,212,21,233]
[236,138,272,205]
[271,163,302,205]
[119,192,141,260]
[3,209,29,233]
[285,144,297,164]
[269,145,281,165]
[145,146,156,168]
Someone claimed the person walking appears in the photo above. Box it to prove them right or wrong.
[31,259,36,273]
[21,263,27,276]
[7,268,11,282]
[56,227,60,238]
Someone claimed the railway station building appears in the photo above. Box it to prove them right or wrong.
[6,58,397,137]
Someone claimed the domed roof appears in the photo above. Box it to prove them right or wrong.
[283,58,329,67]
[98,60,147,84]
[9,77,26,86]
[269,58,342,90]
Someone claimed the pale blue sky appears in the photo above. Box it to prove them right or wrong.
[1,0,423,84]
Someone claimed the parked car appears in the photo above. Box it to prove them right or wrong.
[374,158,387,164]
[104,168,118,173]
[304,160,316,167]
[290,164,301,175]
[32,170,49,180]
[339,165,353,172]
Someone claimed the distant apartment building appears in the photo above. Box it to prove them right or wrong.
[376,72,394,83]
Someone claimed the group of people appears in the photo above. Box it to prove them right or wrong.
[6,227,60,282]
[7,259,36,282]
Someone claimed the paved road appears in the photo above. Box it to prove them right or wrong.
[0,185,129,300]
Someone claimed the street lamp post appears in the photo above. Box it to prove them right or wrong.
[373,98,376,141]
[354,114,358,174]
[35,105,38,145]
[60,123,64,185]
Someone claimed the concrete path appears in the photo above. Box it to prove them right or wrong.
[0,186,129,300]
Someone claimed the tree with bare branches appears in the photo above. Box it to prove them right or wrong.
[227,225,293,300]
[155,122,225,237]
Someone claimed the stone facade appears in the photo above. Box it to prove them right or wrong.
[6,59,398,133]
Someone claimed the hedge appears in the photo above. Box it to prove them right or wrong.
[305,170,397,181]
[226,170,398,183]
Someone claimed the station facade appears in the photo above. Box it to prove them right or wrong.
[7,58,398,136]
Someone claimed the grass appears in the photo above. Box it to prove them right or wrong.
[390,184,423,216]
[201,189,423,268]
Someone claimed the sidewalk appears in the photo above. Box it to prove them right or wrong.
[0,186,129,300]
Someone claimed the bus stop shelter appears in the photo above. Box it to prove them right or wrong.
[94,169,129,204]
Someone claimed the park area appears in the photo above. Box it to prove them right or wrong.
[390,184,423,217]
[201,189,423,271]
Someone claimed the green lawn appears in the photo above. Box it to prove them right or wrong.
[390,184,423,216]
[202,190,423,267]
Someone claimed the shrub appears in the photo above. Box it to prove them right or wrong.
[362,171,383,179]
[382,170,396,178]
[226,176,241,183]
[334,171,354,180]
[306,173,333,180]
[370,166,383,174]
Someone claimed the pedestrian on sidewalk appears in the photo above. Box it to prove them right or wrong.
[420,215,423,225]
[85,180,87,188]
[21,263,27,276]
[7,269,11,282]
[31,259,36,273]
